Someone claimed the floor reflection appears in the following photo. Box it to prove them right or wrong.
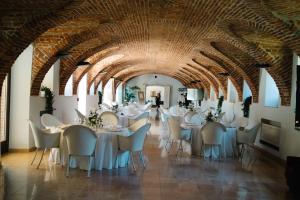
[1,119,296,200]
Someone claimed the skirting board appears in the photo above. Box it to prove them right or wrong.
[9,147,36,153]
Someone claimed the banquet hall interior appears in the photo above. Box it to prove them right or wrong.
[1,0,300,199]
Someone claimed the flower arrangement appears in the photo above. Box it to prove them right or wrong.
[206,111,214,122]
[87,110,102,128]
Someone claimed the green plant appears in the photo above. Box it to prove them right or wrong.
[41,86,54,113]
[217,96,224,114]
[97,91,103,105]
[242,96,252,118]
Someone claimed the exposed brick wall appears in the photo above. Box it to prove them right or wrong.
[1,0,300,106]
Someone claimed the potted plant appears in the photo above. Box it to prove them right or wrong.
[40,86,55,115]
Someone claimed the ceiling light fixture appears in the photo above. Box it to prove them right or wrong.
[254,63,270,68]
[55,51,69,58]
[218,72,230,76]
[76,60,91,66]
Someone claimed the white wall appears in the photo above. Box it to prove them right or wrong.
[116,83,123,105]
[89,82,95,95]
[213,53,300,160]
[64,75,73,96]
[9,45,33,149]
[78,74,87,115]
[103,79,113,105]
[54,96,78,124]
[86,95,98,113]
[126,74,184,106]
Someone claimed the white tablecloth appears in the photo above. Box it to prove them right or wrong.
[61,128,131,170]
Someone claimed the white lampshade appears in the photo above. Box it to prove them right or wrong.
[187,88,203,101]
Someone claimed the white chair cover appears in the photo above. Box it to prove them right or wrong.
[41,114,63,129]
[75,109,86,124]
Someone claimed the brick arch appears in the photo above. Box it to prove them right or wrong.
[87,60,143,94]
[120,71,210,96]
[111,67,205,91]
[59,40,119,95]
[98,63,206,93]
[190,60,228,100]
[0,0,88,90]
[198,51,243,102]
[179,67,218,97]
[86,53,124,92]
[182,66,219,98]
[2,0,300,103]
[31,21,115,95]
[218,18,294,105]
[210,41,259,103]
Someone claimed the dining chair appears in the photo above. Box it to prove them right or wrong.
[63,125,97,177]
[29,120,61,169]
[184,111,198,123]
[129,118,148,132]
[100,111,119,126]
[236,123,260,160]
[166,115,192,157]
[201,121,226,160]
[232,117,249,130]
[41,114,64,129]
[117,123,151,171]
[75,108,86,124]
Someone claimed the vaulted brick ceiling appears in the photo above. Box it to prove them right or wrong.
[1,0,300,105]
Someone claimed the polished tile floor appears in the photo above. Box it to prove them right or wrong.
[1,119,295,200]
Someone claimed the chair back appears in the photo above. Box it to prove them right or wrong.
[64,125,97,156]
[190,113,205,125]
[141,103,152,111]
[100,111,119,126]
[201,122,225,145]
[247,123,261,144]
[41,114,63,128]
[238,117,249,128]
[29,120,60,149]
[184,111,197,123]
[129,118,148,132]
[135,111,149,121]
[119,123,151,152]
[75,109,86,123]
[130,123,151,152]
[167,115,182,140]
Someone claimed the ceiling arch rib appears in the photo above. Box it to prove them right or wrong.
[181,66,219,98]
[86,53,124,91]
[120,71,189,87]
[177,68,207,91]
[198,51,243,101]
[59,39,119,94]
[219,19,293,105]
[31,19,114,95]
[2,1,300,106]
[189,60,227,99]
[96,60,144,90]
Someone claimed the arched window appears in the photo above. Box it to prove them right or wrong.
[263,69,280,108]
